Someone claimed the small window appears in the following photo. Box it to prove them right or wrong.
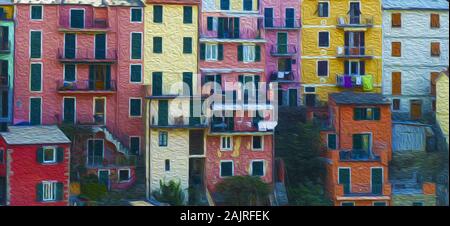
[159,131,168,147]
[243,0,253,11]
[220,0,230,10]
[0,149,4,164]
[252,136,263,150]
[391,13,401,28]
[31,5,43,20]
[393,99,401,111]
[251,161,264,176]
[153,37,163,53]
[207,17,214,31]
[130,137,140,155]
[243,45,256,63]
[43,147,56,163]
[153,5,163,23]
[221,136,232,150]
[391,42,401,57]
[131,33,142,59]
[317,60,328,76]
[42,181,56,201]
[304,87,316,93]
[183,37,192,54]
[165,159,170,171]
[354,108,381,120]
[430,14,440,28]
[206,44,218,61]
[327,134,337,150]
[118,169,131,182]
[183,6,193,24]
[318,2,329,17]
[129,98,142,117]
[318,32,329,48]
[220,161,233,177]
[130,64,142,83]
[131,8,143,22]
[431,42,440,57]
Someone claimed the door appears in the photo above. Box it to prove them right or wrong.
[94,98,105,124]
[289,89,298,107]
[88,139,103,166]
[371,168,383,195]
[64,34,76,59]
[158,100,168,126]
[305,94,316,107]
[339,168,351,194]
[63,97,75,124]
[349,2,361,24]
[0,177,5,205]
[98,170,110,189]
[152,72,163,96]
[264,8,273,27]
[411,100,422,120]
[95,34,106,59]
[285,8,295,28]
[89,65,110,90]
[70,9,85,28]
[277,33,288,54]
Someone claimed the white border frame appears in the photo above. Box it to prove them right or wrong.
[220,136,233,151]
[130,32,143,60]
[252,135,264,151]
[29,30,42,59]
[370,167,384,194]
[41,181,57,202]
[62,97,77,123]
[86,138,105,166]
[29,62,43,92]
[63,64,77,82]
[93,33,108,60]
[130,7,143,23]
[219,160,234,178]
[29,96,42,125]
[318,31,330,48]
[129,64,143,84]
[42,146,57,164]
[159,131,168,147]
[129,97,143,118]
[318,1,330,18]
[316,60,329,77]
[93,97,107,125]
[118,168,131,183]
[338,167,351,193]
[250,159,265,177]
[69,8,86,29]
[30,5,43,21]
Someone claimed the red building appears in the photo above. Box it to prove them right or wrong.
[319,92,393,206]
[0,126,71,206]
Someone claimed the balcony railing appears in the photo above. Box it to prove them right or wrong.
[262,18,301,29]
[339,149,381,161]
[58,48,118,63]
[0,41,10,54]
[59,16,110,31]
[337,15,374,28]
[336,46,374,58]
[270,71,296,83]
[336,74,363,89]
[271,44,298,56]
[150,116,208,129]
[341,183,384,196]
[86,155,137,168]
[57,80,117,93]
[201,29,262,40]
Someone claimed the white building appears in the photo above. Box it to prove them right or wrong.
[382,0,449,121]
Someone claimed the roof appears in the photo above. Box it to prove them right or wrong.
[0,125,71,145]
[13,0,144,6]
[383,0,449,10]
[330,92,391,105]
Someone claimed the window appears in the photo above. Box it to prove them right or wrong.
[70,9,85,29]
[318,2,329,17]
[30,31,42,58]
[243,0,253,11]
[318,31,329,48]
[64,64,76,82]
[392,72,402,95]
[393,99,401,111]
[207,17,214,31]
[0,149,4,164]
[30,97,41,125]
[131,33,142,59]
[30,63,42,92]
[159,131,168,147]
[251,161,264,176]
[42,147,56,163]
[391,42,401,57]
[31,5,43,20]
[118,169,131,182]
[431,42,440,57]
[220,161,233,177]
[220,0,230,10]
[183,6,192,24]
[243,45,256,63]
[391,13,401,28]
[206,43,218,61]
[373,202,387,206]
[87,139,104,166]
[153,37,162,53]
[130,64,142,83]
[252,136,263,150]
[354,108,381,120]
[412,202,424,206]
[431,72,440,96]
[430,14,440,28]
[130,137,140,155]
[129,98,142,117]
[42,181,56,201]
[153,5,163,23]
[165,159,170,171]
[131,8,143,22]
[221,136,232,150]
[183,37,192,54]
[304,87,316,93]
[317,60,328,76]
[327,134,337,150]
[353,134,371,152]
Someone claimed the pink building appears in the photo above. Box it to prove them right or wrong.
[13,1,144,190]
[261,0,301,107]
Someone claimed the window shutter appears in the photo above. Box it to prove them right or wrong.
[153,37,162,53]
[344,61,349,75]
[353,134,362,150]
[431,42,440,56]
[359,61,365,75]
[328,134,337,149]
[353,108,362,120]
[30,98,41,125]
[152,72,163,96]
[183,6,192,24]
[153,5,163,23]
[183,37,192,54]
[30,63,42,91]
[56,182,64,201]
[30,31,41,58]
[255,75,260,102]
[56,147,64,163]
[431,14,440,28]
[207,17,213,31]
[131,33,142,59]
[373,108,381,120]
[237,45,243,61]
[105,65,111,89]
[36,183,43,202]
[37,147,43,163]
[392,42,401,57]
[200,43,206,60]
[89,65,95,89]
[216,74,222,87]
[255,45,261,62]
[392,72,402,95]
[218,44,224,61]
[392,13,401,27]
[158,100,169,126]
[233,18,240,38]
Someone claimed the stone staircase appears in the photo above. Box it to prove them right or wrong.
[93,126,129,155]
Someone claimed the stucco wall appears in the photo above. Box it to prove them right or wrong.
[436,74,449,142]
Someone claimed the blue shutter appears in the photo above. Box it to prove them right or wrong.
[36,183,43,202]
[183,37,192,54]
[200,43,206,60]
[207,17,213,31]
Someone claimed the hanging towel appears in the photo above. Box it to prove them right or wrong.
[344,75,352,88]
[362,75,373,91]
[356,76,362,86]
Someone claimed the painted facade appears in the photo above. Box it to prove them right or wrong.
[382,0,449,121]
[0,126,71,206]
[320,92,392,206]
[0,1,13,125]
[13,0,144,190]
[436,70,449,145]
[260,0,301,107]
[301,0,383,106]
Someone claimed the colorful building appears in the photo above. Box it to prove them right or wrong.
[0,125,71,206]
[0,1,14,127]
[436,69,449,146]
[320,92,392,206]
[144,0,204,202]
[260,0,301,107]
[382,0,449,121]
[13,0,145,190]
[301,0,383,107]
[199,0,276,200]
[391,181,436,206]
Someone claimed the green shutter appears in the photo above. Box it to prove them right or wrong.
[56,182,64,201]
[238,45,243,61]
[158,100,168,126]
[70,10,85,28]
[218,44,224,61]
[131,8,142,22]
[37,147,43,163]
[153,37,162,53]
[254,75,260,102]
[64,65,76,82]
[63,98,75,124]
[353,134,362,150]
[328,134,337,149]
[30,98,41,125]
[30,63,42,91]
[152,72,163,96]
[373,108,381,120]
[130,65,142,83]
[31,6,42,20]
[36,183,43,202]
[255,45,261,62]
[354,108,362,120]
[183,72,193,96]
[30,31,41,58]
[88,65,95,90]
[64,34,76,59]
[183,6,192,24]
[200,43,206,60]
[130,99,141,116]
[153,5,163,23]
[183,37,192,54]
[339,168,350,194]
[371,168,383,194]
[233,17,240,38]
[95,33,106,59]
[56,147,64,163]
[131,33,142,59]
[105,65,111,90]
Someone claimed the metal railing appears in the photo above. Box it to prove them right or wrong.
[201,29,262,40]
[58,48,118,61]
[337,15,374,27]
[59,16,109,30]
[262,18,301,29]
[57,80,117,92]
[341,183,384,196]
[271,44,298,56]
[150,116,207,128]
[339,149,381,161]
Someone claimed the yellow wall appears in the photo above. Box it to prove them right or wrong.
[301,0,383,102]
[436,74,449,143]
[0,5,14,20]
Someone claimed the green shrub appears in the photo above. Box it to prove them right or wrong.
[80,183,108,201]
[216,176,271,206]
[152,179,185,206]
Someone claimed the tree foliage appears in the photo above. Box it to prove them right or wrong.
[216,176,271,206]
[153,179,185,206]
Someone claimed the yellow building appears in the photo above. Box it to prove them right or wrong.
[301,0,383,106]
[436,70,449,145]
[144,0,206,202]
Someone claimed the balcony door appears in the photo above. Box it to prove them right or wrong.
[95,34,106,59]
[64,33,76,59]
[87,139,103,166]
[89,65,111,90]
[264,8,273,27]
[338,168,351,195]
[277,32,288,54]
[345,32,365,55]
[349,2,361,24]
[218,17,239,39]
[371,168,383,195]
[158,100,169,126]
[352,134,371,158]
[285,8,295,28]
[70,9,85,29]
[63,97,76,124]
[93,98,105,124]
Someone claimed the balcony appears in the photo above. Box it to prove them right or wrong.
[86,155,137,168]
[58,17,110,33]
[58,48,117,64]
[336,74,363,89]
[262,18,301,30]
[57,80,117,94]
[0,41,10,54]
[339,149,381,162]
[337,15,374,29]
[338,183,391,198]
[271,44,298,57]
[270,71,297,83]
[200,30,264,43]
[150,116,208,129]
[336,46,374,59]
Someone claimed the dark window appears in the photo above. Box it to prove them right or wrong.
[153,5,163,23]
[64,64,76,82]
[63,97,75,124]
[318,2,329,17]
[319,32,329,47]
[70,9,85,29]
[30,63,42,91]
[165,159,170,171]
[153,37,163,53]
[183,6,192,24]
[131,8,142,22]
[129,98,142,117]
[30,31,41,58]
[31,5,43,20]
[341,202,354,206]
[220,0,230,10]
[327,134,337,149]
[243,0,253,11]
[130,137,140,155]
[252,136,263,150]
[220,161,233,177]
[354,108,381,120]
[252,161,264,176]
[393,99,400,110]
[207,17,214,31]
[130,64,142,83]
[317,61,328,76]
[118,170,130,182]
[304,87,316,93]
[391,13,401,28]
[30,98,41,125]
[159,131,168,147]
[152,72,163,96]
[0,149,4,164]
[353,134,371,151]
[131,33,142,59]
[373,202,387,206]
[183,37,192,54]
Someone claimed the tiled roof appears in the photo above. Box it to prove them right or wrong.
[0,125,71,145]
[13,0,144,6]
[330,92,391,105]
[383,0,449,10]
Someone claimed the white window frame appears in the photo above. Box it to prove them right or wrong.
[30,5,43,21]
[29,96,42,124]
[347,60,361,75]
[42,146,57,164]
[29,30,42,59]
[252,135,264,151]
[93,97,107,125]
[318,1,330,18]
[220,160,234,178]
[69,8,85,29]
[62,97,77,123]
[159,131,168,147]
[129,64,143,83]
[338,167,352,193]
[243,44,256,63]
[130,32,143,60]
[130,7,143,23]
[318,31,330,48]
[63,64,77,82]
[220,136,232,151]
[206,43,218,61]
[303,86,316,94]
[29,62,43,92]
[250,160,265,177]
[118,168,131,183]
[129,136,141,155]
[317,60,329,77]
[42,181,56,201]
[129,97,143,118]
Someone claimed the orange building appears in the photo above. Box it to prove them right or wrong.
[319,92,392,206]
